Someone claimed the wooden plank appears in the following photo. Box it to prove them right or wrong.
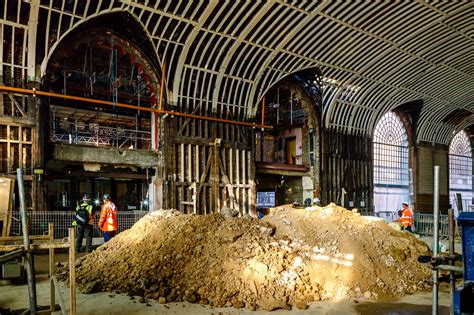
[174,136,250,150]
[0,114,35,126]
[218,156,238,211]
[0,235,50,243]
[49,223,55,312]
[180,143,185,182]
[236,149,240,185]
[195,145,199,182]
[7,125,10,173]
[46,171,147,180]
[229,148,233,184]
[0,243,70,251]
[176,103,202,137]
[197,155,212,193]
[0,249,23,263]
[178,186,183,213]
[211,143,219,213]
[187,144,192,183]
[247,150,252,215]
[51,275,67,315]
[7,93,26,117]
[19,126,22,171]
[69,228,76,315]
[242,150,246,215]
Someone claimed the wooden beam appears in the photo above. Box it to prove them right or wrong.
[69,228,76,315]
[0,243,70,252]
[0,115,35,126]
[0,235,50,243]
[174,136,250,150]
[46,171,147,180]
[51,275,67,315]
[49,223,55,313]
[0,249,24,263]
[6,93,26,117]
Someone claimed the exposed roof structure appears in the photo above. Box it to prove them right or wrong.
[8,1,474,144]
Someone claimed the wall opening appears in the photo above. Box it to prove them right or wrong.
[449,130,472,213]
[254,69,321,213]
[373,111,410,213]
[41,12,160,212]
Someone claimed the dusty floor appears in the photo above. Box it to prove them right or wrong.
[0,251,451,314]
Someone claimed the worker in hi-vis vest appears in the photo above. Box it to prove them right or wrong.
[72,194,95,253]
[98,194,118,242]
[398,202,414,232]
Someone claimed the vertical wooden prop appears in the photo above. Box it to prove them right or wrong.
[212,141,220,212]
[49,223,55,312]
[69,228,76,315]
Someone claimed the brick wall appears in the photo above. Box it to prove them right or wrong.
[415,142,449,213]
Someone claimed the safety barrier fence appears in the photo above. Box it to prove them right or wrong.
[9,210,452,240]
[361,211,450,237]
[9,210,149,240]
[414,213,449,238]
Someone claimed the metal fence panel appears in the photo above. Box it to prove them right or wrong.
[361,211,449,237]
[9,210,148,239]
[413,213,449,237]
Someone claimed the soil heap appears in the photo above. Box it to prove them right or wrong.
[63,205,431,311]
[263,204,431,300]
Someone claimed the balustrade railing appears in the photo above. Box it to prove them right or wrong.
[50,121,151,150]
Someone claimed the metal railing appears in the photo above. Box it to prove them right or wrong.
[414,213,449,238]
[50,121,151,150]
[9,210,148,239]
[361,211,450,237]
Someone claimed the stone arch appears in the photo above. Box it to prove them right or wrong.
[40,9,161,78]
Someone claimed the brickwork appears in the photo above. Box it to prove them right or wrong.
[415,142,449,212]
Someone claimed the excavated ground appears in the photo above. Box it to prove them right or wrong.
[58,204,432,311]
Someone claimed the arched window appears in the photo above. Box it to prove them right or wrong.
[373,112,410,212]
[449,130,472,212]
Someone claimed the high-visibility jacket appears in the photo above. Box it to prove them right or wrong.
[72,202,94,226]
[399,207,413,227]
[99,201,118,232]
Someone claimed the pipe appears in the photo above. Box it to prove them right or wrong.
[432,165,440,315]
[18,168,37,314]
[0,86,273,129]
[436,264,463,273]
[261,96,265,130]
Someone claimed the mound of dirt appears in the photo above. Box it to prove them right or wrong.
[263,204,432,300]
[62,205,431,311]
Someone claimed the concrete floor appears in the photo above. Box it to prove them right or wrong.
[0,251,452,314]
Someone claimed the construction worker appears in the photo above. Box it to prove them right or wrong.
[73,194,94,253]
[398,202,414,232]
[98,194,118,242]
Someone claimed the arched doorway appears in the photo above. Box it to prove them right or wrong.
[373,111,410,213]
[42,12,161,212]
[449,130,472,212]
[254,70,321,213]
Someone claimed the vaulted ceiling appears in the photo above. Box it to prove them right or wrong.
[4,0,474,144]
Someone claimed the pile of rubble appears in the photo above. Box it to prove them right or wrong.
[62,205,431,311]
[264,204,432,300]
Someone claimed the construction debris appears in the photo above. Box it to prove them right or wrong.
[61,205,432,311]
